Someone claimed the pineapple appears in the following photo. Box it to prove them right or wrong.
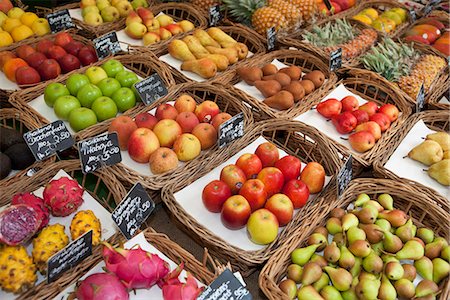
[0,245,37,293]
[32,224,69,274]
[70,210,102,246]
[267,0,302,25]
[190,0,221,13]
[286,0,316,20]
[397,75,423,99]
[252,7,288,34]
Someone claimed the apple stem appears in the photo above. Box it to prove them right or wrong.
[402,155,407,159]
[340,137,349,141]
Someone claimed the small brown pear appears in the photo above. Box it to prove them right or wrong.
[307,233,328,251]
[326,217,342,235]
[262,63,277,76]
[330,207,345,219]
[263,72,291,87]
[402,264,417,281]
[237,67,262,85]
[310,254,328,268]
[301,262,322,285]
[377,209,408,227]
[263,91,294,110]
[284,81,305,102]
[349,240,371,257]
[394,278,415,299]
[313,226,328,237]
[286,264,302,283]
[359,223,383,244]
[254,80,281,97]
[279,65,302,80]
[415,279,438,298]
[299,79,315,94]
[324,242,340,263]
[303,70,325,88]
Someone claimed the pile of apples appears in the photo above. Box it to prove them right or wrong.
[0,32,97,86]
[108,95,233,174]
[125,7,195,45]
[352,7,408,33]
[316,96,399,153]
[317,0,357,16]
[0,5,50,47]
[79,0,142,26]
[280,193,450,299]
[202,142,326,245]
[43,59,140,132]
[405,19,449,56]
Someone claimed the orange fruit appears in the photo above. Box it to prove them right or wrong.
[3,58,28,82]
[0,51,17,70]
[11,24,33,42]
[0,31,13,47]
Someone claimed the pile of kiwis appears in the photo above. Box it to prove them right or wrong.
[237,64,325,111]
[0,127,35,179]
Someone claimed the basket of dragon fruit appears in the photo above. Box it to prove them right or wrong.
[0,159,126,299]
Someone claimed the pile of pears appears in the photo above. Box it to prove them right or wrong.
[279,193,450,300]
[408,132,450,186]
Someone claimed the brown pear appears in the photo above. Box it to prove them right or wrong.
[262,64,278,76]
[310,254,328,268]
[299,79,315,94]
[182,35,210,58]
[303,70,325,88]
[301,262,322,285]
[330,207,345,219]
[263,72,291,87]
[263,91,294,110]
[354,206,378,224]
[415,279,438,298]
[279,66,302,80]
[425,237,448,259]
[333,232,345,247]
[324,242,340,263]
[377,209,408,227]
[349,240,371,257]
[237,67,263,85]
[394,278,415,299]
[181,58,217,79]
[279,279,297,299]
[286,263,302,283]
[313,226,328,237]
[402,264,417,281]
[382,230,403,254]
[254,80,281,97]
[307,233,328,251]
[168,40,196,61]
[205,46,238,64]
[284,81,305,102]
[359,223,384,244]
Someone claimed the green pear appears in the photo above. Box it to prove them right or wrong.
[377,274,396,300]
[385,261,404,280]
[350,257,362,278]
[394,278,415,299]
[381,254,399,264]
[362,250,383,274]
[377,209,408,227]
[358,224,382,244]
[339,245,356,270]
[395,219,416,243]
[355,193,370,206]
[371,241,384,255]
[408,140,443,166]
[441,245,450,262]
[377,193,394,210]
[347,226,366,244]
[286,264,302,283]
[279,279,297,299]
[313,273,330,292]
[432,257,450,284]
[426,132,450,152]
[414,256,433,280]
[323,266,353,292]
[308,233,328,251]
[342,213,359,231]
[354,206,378,224]
[427,159,450,186]
[341,277,358,300]
[425,237,448,259]
[297,285,324,300]
[291,244,320,266]
[310,254,328,268]
[324,242,341,263]
[349,240,371,257]
[396,239,424,260]
[417,227,434,244]
[301,262,322,285]
[415,279,438,298]
[333,232,346,247]
[375,219,391,232]
[363,200,384,212]
[326,217,343,235]
[321,285,344,300]
[358,271,378,281]
[355,277,381,300]
[382,230,403,254]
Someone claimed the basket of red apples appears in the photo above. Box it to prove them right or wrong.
[161,119,343,276]
[294,74,412,175]
[103,82,253,195]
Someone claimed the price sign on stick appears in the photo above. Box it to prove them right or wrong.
[337,154,353,197]
[47,9,75,33]
[134,73,168,106]
[218,113,244,148]
[78,132,122,174]
[267,27,276,51]
[330,48,342,72]
[416,83,425,112]
[198,269,252,300]
[94,32,122,60]
[209,5,223,26]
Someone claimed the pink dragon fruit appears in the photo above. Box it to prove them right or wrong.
[102,242,170,290]
[43,176,84,217]
[75,273,129,300]
[12,192,49,230]
[160,263,204,300]
[0,204,41,245]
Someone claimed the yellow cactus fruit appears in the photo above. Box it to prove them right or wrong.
[0,245,37,293]
[32,224,69,274]
[70,210,102,246]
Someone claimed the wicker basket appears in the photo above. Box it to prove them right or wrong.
[223,49,337,121]
[11,53,176,141]
[152,24,266,84]
[0,159,126,299]
[346,0,412,38]
[161,119,343,276]
[278,19,380,70]
[0,107,56,187]
[126,2,208,53]
[259,178,450,300]
[104,81,254,193]
[428,78,450,110]
[373,110,450,199]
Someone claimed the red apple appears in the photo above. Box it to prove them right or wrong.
[195,100,220,123]
[54,32,73,48]
[16,45,35,60]
[174,94,196,113]
[202,180,232,213]
[25,52,46,69]
[192,123,217,150]
[153,119,182,147]
[135,112,158,129]
[331,112,357,134]
[351,110,369,125]
[15,66,40,85]
[378,104,399,122]
[108,115,138,150]
[221,195,251,229]
[78,46,98,66]
[47,45,67,61]
[264,193,293,226]
[317,98,342,118]
[355,121,381,141]
[349,131,376,153]
[369,113,391,132]
[211,112,232,131]
[176,111,200,133]
[359,101,378,116]
[282,179,310,209]
[36,39,54,55]
[155,103,178,120]
[341,95,359,112]
[274,155,301,183]
[239,179,267,211]
[257,167,284,197]
[58,54,81,73]
[236,153,263,179]
[255,142,279,167]
[127,127,160,163]
[220,164,247,194]
[37,59,61,80]
[64,40,84,57]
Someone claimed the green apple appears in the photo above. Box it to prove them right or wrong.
[66,73,90,96]
[53,95,81,120]
[69,107,98,132]
[85,66,108,85]
[97,77,121,97]
[111,87,136,112]
[91,96,118,121]
[44,83,70,107]
[131,0,148,10]
[77,83,102,108]
[101,59,124,77]
[82,6,99,17]
[115,70,139,88]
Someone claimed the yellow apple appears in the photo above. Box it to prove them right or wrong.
[142,31,160,45]
[125,21,146,39]
[0,31,13,47]
[178,20,194,33]
[11,24,33,42]
[2,18,21,33]
[246,208,279,244]
[20,12,38,27]
[155,14,173,27]
[82,6,100,17]
[7,7,25,19]
[173,133,201,161]
[96,0,111,11]
[31,18,50,36]
[0,12,7,27]
[84,11,103,26]
[115,0,133,17]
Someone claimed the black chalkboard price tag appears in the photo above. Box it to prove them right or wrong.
[47,230,92,283]
[133,73,168,106]
[112,183,155,239]
[323,0,333,11]
[416,83,425,112]
[78,132,122,174]
[23,120,74,161]
[209,5,223,26]
[46,9,75,33]
[198,269,252,300]
[409,9,417,22]
[266,27,276,51]
[337,154,352,197]
[218,112,244,148]
[330,48,342,72]
[93,32,122,60]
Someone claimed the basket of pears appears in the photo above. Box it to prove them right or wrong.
[259,178,449,300]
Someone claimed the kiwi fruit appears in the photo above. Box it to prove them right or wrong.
[237,67,263,85]
[284,81,305,102]
[299,80,315,95]
[263,73,291,87]
[279,66,302,81]
[0,126,24,151]
[303,70,325,88]
[4,143,35,170]
[0,152,11,179]
[262,64,278,76]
